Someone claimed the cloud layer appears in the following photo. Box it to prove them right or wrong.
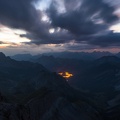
[0,0,120,49]
[49,0,118,35]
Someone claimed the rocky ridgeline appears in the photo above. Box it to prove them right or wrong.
[0,91,103,120]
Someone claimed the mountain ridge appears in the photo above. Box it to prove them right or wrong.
[0,52,103,120]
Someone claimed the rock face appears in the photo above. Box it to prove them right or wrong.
[0,91,102,120]
[41,97,101,120]
[0,103,30,120]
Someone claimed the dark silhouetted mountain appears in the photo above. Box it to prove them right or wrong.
[116,52,120,58]
[0,52,6,58]
[43,51,113,60]
[94,56,120,64]
[0,89,103,120]
[30,55,90,74]
[1,53,78,99]
[0,52,103,120]
[69,56,120,91]
[11,53,33,61]
[11,51,114,61]
[10,53,120,119]
[66,56,120,120]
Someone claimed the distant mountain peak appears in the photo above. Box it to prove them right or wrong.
[0,52,6,58]
[0,52,12,62]
[11,53,33,61]
[95,56,120,65]
[98,56,120,61]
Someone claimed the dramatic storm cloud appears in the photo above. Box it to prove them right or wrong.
[0,0,54,42]
[0,0,120,49]
[88,33,120,47]
[0,0,39,30]
[49,0,118,35]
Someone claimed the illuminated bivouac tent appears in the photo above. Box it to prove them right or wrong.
[58,72,73,79]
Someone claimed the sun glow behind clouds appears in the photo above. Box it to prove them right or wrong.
[110,23,120,33]
[0,25,31,47]
[49,28,55,33]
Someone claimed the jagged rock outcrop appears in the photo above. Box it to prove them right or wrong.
[0,103,30,120]
[41,97,101,120]
[0,91,103,120]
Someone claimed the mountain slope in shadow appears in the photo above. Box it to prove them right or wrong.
[0,52,103,120]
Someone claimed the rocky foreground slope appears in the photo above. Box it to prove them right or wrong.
[0,92,102,120]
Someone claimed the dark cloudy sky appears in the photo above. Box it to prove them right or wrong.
[0,0,120,55]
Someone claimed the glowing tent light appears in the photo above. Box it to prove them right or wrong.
[58,72,73,79]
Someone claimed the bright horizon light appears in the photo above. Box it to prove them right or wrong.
[0,25,31,47]
[110,23,120,33]
[49,28,55,33]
